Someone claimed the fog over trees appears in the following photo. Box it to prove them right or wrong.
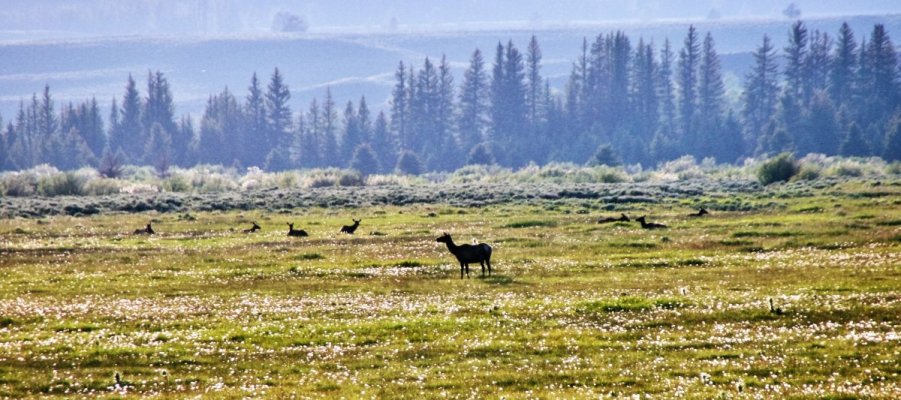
[1,20,900,176]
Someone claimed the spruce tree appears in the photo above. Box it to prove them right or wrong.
[265,68,292,152]
[301,98,322,168]
[350,143,380,176]
[114,75,143,163]
[357,96,372,144]
[395,150,423,175]
[370,111,395,174]
[830,23,857,109]
[321,88,339,166]
[466,143,495,166]
[697,32,725,158]
[341,100,361,165]
[883,113,901,161]
[743,35,780,152]
[677,25,700,140]
[144,122,172,177]
[389,62,409,151]
[652,39,678,162]
[243,72,268,167]
[783,21,809,102]
[459,49,488,146]
[432,55,458,171]
[839,122,871,157]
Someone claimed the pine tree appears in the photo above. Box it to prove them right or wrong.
[459,49,489,146]
[320,88,339,166]
[145,122,172,177]
[883,112,901,161]
[839,122,870,156]
[243,72,268,167]
[395,150,423,175]
[112,75,143,162]
[652,39,679,162]
[697,32,725,158]
[199,88,241,165]
[142,72,180,164]
[466,143,495,165]
[370,111,395,174]
[265,68,292,152]
[630,40,658,149]
[526,35,544,127]
[341,100,361,165]
[829,23,857,109]
[677,25,700,139]
[37,85,58,165]
[784,21,809,102]
[860,24,899,136]
[432,55,458,171]
[357,96,372,144]
[350,143,380,176]
[300,98,321,168]
[743,35,780,152]
[804,92,840,155]
[57,127,95,170]
[389,61,409,151]
[806,30,832,103]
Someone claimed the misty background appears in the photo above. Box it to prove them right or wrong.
[2,1,900,120]
[2,1,901,38]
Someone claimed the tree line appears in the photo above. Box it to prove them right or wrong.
[1,20,900,177]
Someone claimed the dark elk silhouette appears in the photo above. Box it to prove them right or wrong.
[340,219,361,234]
[436,233,492,279]
[688,208,710,217]
[636,216,667,229]
[287,223,308,237]
[133,223,154,235]
[598,213,630,224]
[243,222,261,233]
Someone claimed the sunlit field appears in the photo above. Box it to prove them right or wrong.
[1,178,899,398]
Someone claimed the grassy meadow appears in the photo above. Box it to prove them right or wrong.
[0,177,899,398]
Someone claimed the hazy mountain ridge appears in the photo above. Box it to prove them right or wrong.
[1,13,899,119]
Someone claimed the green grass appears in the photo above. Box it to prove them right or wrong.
[0,178,899,398]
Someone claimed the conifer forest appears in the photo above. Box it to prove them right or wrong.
[2,21,901,177]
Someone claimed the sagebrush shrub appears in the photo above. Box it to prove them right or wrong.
[757,153,799,185]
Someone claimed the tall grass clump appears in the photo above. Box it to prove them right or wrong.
[757,152,799,185]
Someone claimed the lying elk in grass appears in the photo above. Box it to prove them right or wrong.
[340,219,361,234]
[287,223,308,237]
[598,213,630,224]
[133,223,154,235]
[436,232,492,279]
[688,208,710,217]
[636,216,667,229]
[243,222,261,233]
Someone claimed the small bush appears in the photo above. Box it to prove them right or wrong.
[1,173,38,196]
[794,164,821,181]
[309,177,336,188]
[162,175,191,192]
[37,172,85,196]
[757,153,799,185]
[337,171,364,187]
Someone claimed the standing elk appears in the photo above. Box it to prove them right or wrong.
[436,232,492,279]
[340,219,361,234]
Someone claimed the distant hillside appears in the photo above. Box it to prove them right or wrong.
[1,13,899,120]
